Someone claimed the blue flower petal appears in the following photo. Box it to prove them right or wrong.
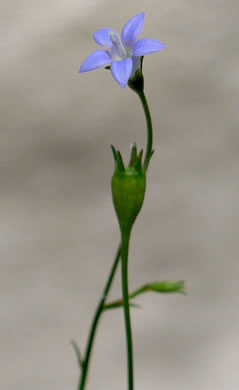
[133,38,167,56]
[79,50,111,72]
[94,28,114,48]
[111,58,133,88]
[121,12,145,50]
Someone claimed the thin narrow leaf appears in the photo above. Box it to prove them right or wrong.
[71,340,82,368]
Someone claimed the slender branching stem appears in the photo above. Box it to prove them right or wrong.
[78,245,121,390]
[121,230,134,390]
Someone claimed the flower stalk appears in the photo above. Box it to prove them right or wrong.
[128,57,153,171]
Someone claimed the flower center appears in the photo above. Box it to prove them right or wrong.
[109,32,127,60]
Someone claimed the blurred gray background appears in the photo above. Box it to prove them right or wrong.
[1,1,239,389]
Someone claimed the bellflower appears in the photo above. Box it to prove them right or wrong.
[79,12,167,88]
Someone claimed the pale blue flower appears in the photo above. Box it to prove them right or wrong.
[79,12,167,88]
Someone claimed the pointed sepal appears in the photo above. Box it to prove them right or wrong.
[111,144,117,162]
[128,143,138,168]
[116,150,125,173]
[111,145,125,173]
[134,149,143,173]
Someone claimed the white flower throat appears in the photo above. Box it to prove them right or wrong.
[108,32,129,61]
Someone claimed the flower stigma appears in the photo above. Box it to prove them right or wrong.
[109,31,128,61]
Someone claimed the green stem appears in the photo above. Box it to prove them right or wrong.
[121,230,134,390]
[78,245,121,390]
[104,285,150,310]
[137,91,153,171]
[77,88,153,390]
[128,284,150,299]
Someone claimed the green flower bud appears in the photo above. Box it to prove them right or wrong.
[111,143,146,235]
[149,280,186,294]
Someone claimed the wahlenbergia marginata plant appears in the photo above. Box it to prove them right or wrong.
[74,12,185,390]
